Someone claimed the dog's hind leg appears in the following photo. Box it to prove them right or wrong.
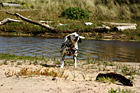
[73,56,77,68]
[61,54,65,68]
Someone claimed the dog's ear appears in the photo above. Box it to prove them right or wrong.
[67,35,71,41]
[64,35,71,42]
[78,38,82,43]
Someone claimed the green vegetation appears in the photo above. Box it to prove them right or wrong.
[121,65,140,76]
[3,60,8,65]
[96,77,116,84]
[17,62,22,65]
[109,88,117,93]
[61,7,89,20]
[81,57,140,76]
[0,0,139,20]
[0,53,45,61]
[0,0,140,41]
[108,88,135,93]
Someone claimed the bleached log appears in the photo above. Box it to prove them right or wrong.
[0,18,21,26]
[102,22,137,26]
[102,22,137,31]
[0,2,22,7]
[114,25,137,31]
[39,21,52,24]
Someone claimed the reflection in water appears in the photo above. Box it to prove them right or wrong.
[79,40,140,62]
[0,36,140,62]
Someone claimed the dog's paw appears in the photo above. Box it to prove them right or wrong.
[61,64,64,68]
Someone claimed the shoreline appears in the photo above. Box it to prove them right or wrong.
[0,32,140,42]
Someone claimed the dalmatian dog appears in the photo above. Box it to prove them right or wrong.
[60,32,85,68]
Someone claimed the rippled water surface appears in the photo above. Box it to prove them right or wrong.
[0,36,140,62]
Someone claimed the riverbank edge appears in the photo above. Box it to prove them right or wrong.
[0,32,140,42]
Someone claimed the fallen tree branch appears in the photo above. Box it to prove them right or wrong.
[0,18,21,26]
[6,12,76,33]
[94,25,111,32]
[102,22,137,26]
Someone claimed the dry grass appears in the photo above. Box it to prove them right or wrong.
[5,66,68,79]
[0,0,140,20]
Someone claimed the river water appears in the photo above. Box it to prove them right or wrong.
[0,36,140,62]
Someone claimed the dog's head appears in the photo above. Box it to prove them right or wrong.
[64,32,85,43]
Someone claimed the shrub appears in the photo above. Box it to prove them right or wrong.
[61,7,90,20]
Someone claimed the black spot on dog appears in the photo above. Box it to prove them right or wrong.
[78,38,82,43]
[67,36,71,41]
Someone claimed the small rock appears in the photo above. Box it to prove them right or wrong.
[52,77,56,81]
[85,22,93,25]
[59,23,67,26]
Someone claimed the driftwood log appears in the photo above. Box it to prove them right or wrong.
[0,12,137,33]
[94,25,111,32]
[102,22,137,31]
[0,18,21,26]
[114,25,136,31]
[102,22,137,26]
[5,12,76,33]
[0,2,22,7]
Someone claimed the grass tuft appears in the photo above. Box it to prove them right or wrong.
[121,65,140,76]
[0,53,45,61]
[5,67,68,79]
[108,88,135,93]
[96,77,116,84]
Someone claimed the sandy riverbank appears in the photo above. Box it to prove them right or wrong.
[0,59,140,93]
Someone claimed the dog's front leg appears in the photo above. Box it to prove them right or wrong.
[73,56,77,68]
[61,54,65,68]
